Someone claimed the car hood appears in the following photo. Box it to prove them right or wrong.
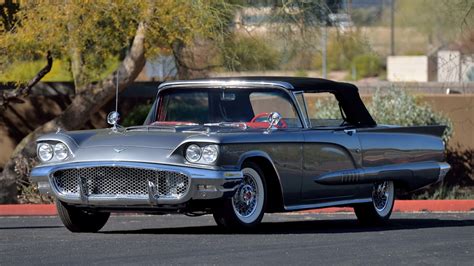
[73,128,202,150]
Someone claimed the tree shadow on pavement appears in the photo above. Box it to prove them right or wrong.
[101,218,474,235]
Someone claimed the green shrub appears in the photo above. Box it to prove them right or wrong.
[351,53,382,79]
[312,31,372,71]
[313,96,340,119]
[222,35,280,71]
[311,31,383,79]
[370,87,453,142]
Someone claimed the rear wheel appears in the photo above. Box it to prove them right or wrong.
[56,199,110,233]
[354,181,395,225]
[213,162,266,230]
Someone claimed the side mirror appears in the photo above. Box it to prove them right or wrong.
[107,111,120,127]
[267,112,281,130]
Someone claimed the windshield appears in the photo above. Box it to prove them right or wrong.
[151,88,302,128]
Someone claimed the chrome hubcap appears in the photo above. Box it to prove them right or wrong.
[373,181,390,211]
[232,174,258,217]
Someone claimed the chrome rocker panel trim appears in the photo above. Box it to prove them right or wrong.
[31,161,243,206]
[285,198,372,212]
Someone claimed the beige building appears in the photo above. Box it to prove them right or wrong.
[387,56,437,82]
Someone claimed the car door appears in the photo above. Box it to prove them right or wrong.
[301,128,362,203]
[296,91,363,204]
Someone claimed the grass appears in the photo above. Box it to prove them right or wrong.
[0,57,119,82]
[0,60,73,82]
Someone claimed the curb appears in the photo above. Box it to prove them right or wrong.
[0,204,57,216]
[1,200,473,216]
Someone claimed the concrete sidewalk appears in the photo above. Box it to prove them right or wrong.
[0,200,473,216]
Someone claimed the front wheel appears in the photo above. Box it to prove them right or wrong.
[354,181,395,225]
[56,199,110,233]
[213,162,266,230]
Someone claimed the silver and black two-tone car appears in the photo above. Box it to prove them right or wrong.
[31,77,450,232]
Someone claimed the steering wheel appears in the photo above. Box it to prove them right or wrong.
[250,112,288,128]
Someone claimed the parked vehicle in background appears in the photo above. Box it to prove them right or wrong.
[31,77,450,232]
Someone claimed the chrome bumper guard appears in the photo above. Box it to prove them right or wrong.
[437,162,451,183]
[30,161,243,206]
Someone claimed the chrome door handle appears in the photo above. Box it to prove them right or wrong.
[344,129,356,136]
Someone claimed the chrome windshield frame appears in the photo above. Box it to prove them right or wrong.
[155,80,309,129]
[292,91,311,128]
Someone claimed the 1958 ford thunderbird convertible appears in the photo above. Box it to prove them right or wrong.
[30,77,450,232]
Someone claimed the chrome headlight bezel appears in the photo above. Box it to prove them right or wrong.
[202,144,219,163]
[185,143,219,165]
[37,143,53,162]
[54,143,69,161]
[185,144,202,163]
[37,141,71,162]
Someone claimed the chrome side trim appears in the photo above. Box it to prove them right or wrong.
[314,161,446,185]
[285,198,372,211]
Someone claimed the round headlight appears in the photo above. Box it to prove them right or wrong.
[54,143,69,160]
[186,144,202,163]
[38,143,53,162]
[202,145,219,163]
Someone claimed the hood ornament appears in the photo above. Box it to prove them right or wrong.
[108,69,121,132]
[107,111,120,127]
[113,147,126,153]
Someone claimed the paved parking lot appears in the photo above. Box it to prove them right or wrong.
[1,212,473,265]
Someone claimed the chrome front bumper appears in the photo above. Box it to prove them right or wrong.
[30,161,243,206]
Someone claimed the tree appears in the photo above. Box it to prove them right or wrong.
[394,0,474,47]
[0,1,232,203]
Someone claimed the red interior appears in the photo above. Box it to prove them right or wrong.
[150,112,287,129]
[248,112,288,128]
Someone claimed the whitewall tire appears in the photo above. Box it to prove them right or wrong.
[354,181,395,225]
[213,162,267,230]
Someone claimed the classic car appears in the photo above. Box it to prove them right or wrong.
[30,77,450,232]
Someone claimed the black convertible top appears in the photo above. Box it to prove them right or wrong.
[190,77,377,127]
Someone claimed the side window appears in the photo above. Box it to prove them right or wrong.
[249,91,302,128]
[303,92,345,127]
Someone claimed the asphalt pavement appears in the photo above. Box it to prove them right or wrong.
[1,212,473,265]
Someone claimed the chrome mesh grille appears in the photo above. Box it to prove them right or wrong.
[52,167,190,199]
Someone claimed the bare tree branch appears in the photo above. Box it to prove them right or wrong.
[461,4,473,30]
[0,51,53,108]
